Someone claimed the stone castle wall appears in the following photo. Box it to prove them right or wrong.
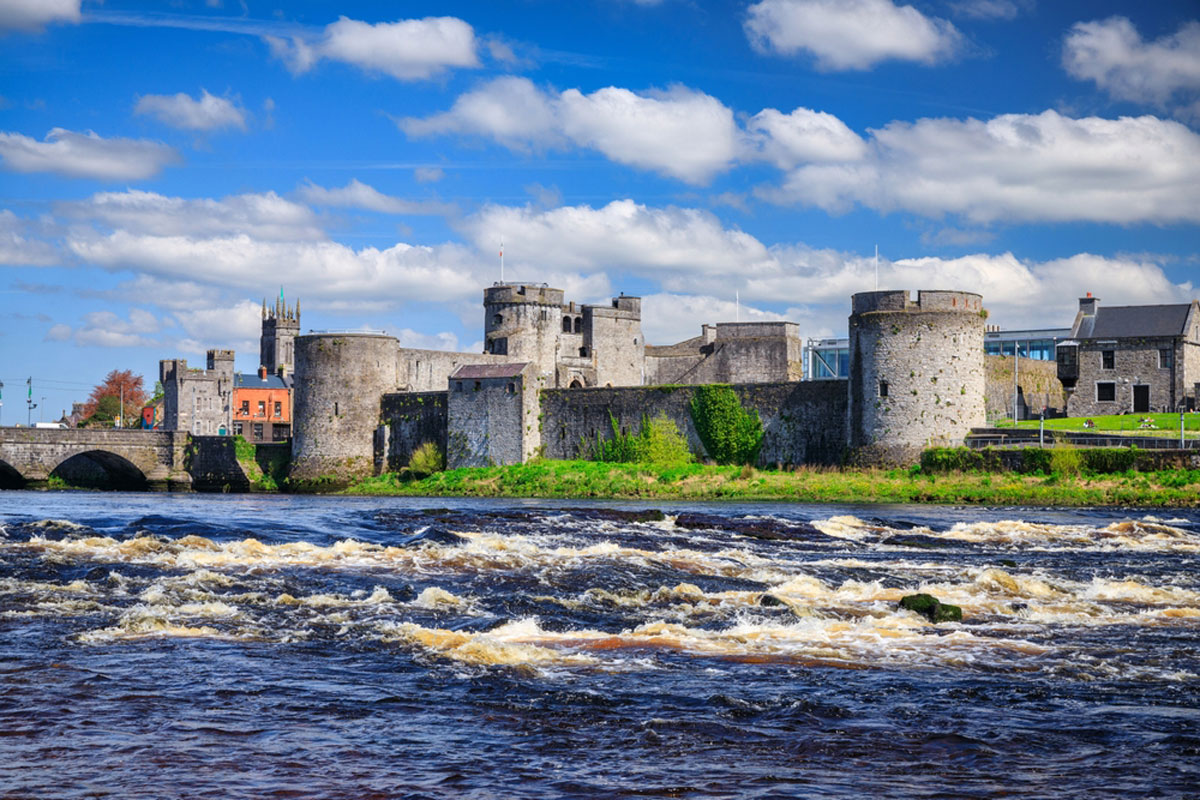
[1067,337,1187,417]
[380,391,447,472]
[984,356,1065,421]
[539,381,847,467]
[848,290,985,465]
[396,349,508,392]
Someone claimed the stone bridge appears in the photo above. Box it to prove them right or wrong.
[0,428,193,490]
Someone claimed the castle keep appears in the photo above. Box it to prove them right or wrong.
[288,285,988,481]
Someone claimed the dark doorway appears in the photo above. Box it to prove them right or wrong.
[1133,385,1150,413]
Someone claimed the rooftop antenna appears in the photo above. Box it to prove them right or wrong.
[500,238,505,284]
[874,244,879,291]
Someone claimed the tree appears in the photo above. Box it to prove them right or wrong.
[83,369,146,427]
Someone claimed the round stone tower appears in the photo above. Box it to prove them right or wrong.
[847,290,986,465]
[483,283,564,379]
[290,332,399,485]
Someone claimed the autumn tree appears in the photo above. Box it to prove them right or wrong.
[82,370,146,427]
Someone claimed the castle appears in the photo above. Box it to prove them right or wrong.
[287,285,987,481]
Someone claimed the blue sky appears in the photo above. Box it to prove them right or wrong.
[1,0,1198,420]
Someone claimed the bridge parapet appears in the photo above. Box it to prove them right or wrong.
[0,428,192,490]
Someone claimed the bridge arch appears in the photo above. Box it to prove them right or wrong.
[0,459,25,489]
[49,450,149,491]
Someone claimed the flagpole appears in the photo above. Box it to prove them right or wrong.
[500,238,505,284]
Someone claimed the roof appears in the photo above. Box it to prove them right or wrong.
[449,362,530,380]
[1076,304,1193,339]
[234,372,293,389]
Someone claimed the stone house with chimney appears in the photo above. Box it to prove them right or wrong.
[1057,294,1200,417]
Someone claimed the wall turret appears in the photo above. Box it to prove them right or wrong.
[848,290,986,464]
[483,283,563,381]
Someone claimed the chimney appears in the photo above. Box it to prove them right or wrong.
[1079,294,1099,316]
[258,365,267,380]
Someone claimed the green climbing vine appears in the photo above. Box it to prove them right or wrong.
[689,385,763,465]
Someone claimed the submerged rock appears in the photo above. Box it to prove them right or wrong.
[899,593,963,623]
[673,513,834,542]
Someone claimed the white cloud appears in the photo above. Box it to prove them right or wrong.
[744,0,962,71]
[559,85,739,183]
[401,78,741,184]
[0,128,179,180]
[64,189,325,241]
[399,76,563,150]
[0,0,79,32]
[67,231,491,305]
[173,300,261,346]
[414,167,444,183]
[67,308,162,348]
[462,199,772,275]
[1063,17,1200,107]
[746,106,866,168]
[0,209,58,266]
[267,15,479,81]
[641,293,783,346]
[394,329,462,351]
[44,323,71,342]
[298,179,456,216]
[762,110,1200,224]
[134,89,247,131]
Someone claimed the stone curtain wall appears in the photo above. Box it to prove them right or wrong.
[984,356,1066,421]
[539,381,848,467]
[447,376,527,468]
[379,392,447,472]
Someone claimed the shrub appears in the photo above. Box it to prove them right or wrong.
[407,441,445,477]
[1082,448,1137,474]
[920,447,982,473]
[1049,446,1083,475]
[1020,448,1052,475]
[587,412,693,467]
[689,385,763,465]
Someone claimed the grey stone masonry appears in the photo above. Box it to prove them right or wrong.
[848,290,986,465]
[447,362,537,468]
[539,381,847,467]
[159,349,234,436]
[290,333,400,483]
[1061,297,1200,416]
[644,322,803,385]
[260,295,299,376]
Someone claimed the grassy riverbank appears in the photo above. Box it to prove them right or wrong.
[342,459,1200,506]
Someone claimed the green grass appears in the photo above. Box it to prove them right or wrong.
[339,459,1200,506]
[996,412,1200,438]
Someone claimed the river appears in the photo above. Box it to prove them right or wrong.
[1,492,1198,799]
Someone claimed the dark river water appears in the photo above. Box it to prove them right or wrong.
[1,492,1198,799]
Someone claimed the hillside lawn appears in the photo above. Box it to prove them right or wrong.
[995,411,1200,438]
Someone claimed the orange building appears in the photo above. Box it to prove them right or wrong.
[232,367,293,443]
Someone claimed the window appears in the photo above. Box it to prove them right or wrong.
[274,401,282,417]
[1056,346,1077,368]
[454,381,463,392]
[240,400,249,415]
[506,382,516,394]
[574,317,583,334]
[1102,350,1114,369]
[1160,348,1173,369]
[474,381,481,391]
[562,317,571,333]
[492,313,502,326]
[879,380,889,398]
[233,421,243,436]
[257,400,266,416]
[1097,382,1116,402]
[272,424,290,442]
[252,423,264,440]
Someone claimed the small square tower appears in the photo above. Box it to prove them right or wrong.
[261,294,300,376]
